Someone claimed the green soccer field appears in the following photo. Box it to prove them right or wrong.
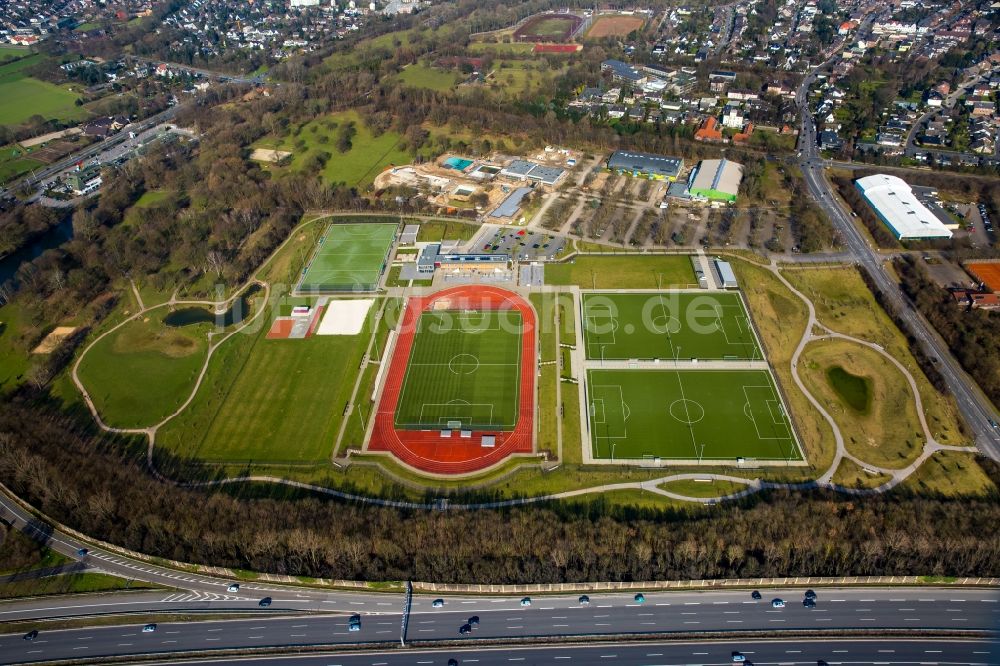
[582,292,762,361]
[297,223,397,292]
[395,310,523,430]
[587,369,802,462]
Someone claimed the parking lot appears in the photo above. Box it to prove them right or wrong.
[473,225,567,261]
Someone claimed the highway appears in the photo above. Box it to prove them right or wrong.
[794,23,1000,461]
[1,587,997,663]
[109,639,1000,666]
[3,636,997,665]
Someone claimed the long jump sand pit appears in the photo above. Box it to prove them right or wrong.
[317,299,374,335]
[250,148,292,163]
[32,326,78,354]
[586,14,645,38]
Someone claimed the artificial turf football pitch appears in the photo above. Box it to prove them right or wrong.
[587,368,803,462]
[394,310,523,431]
[297,223,397,292]
[582,292,762,361]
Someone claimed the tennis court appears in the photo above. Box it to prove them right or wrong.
[394,309,523,430]
[587,368,802,462]
[582,292,762,361]
[297,223,397,292]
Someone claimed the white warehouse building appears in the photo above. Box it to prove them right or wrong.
[854,174,954,240]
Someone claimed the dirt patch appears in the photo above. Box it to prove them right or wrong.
[250,148,292,163]
[586,15,645,38]
[31,326,77,354]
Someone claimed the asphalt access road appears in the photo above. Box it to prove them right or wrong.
[13,638,1000,666]
[2,587,997,664]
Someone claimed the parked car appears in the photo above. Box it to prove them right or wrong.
[258,597,272,607]
[772,598,786,608]
[142,624,157,633]
[433,599,445,608]
[579,595,590,606]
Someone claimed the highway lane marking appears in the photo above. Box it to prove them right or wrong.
[161,640,177,644]
[600,655,617,658]
[248,635,263,639]
[507,626,524,629]
[292,624,308,627]
[291,633,306,637]
[118,643,133,646]
[205,638,220,641]
[72,646,88,650]
[554,624,569,627]
[904,618,921,621]
[786,650,801,653]
[647,653,663,657]
[726,620,743,623]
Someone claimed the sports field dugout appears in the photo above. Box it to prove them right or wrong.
[586,368,803,463]
[297,222,397,293]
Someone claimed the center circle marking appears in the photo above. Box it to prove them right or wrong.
[669,398,705,425]
[448,353,480,375]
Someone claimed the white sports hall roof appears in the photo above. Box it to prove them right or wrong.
[855,174,952,240]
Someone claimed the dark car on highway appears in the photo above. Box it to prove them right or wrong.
[23,630,38,641]
[468,615,480,627]
[258,597,272,607]
[459,623,472,635]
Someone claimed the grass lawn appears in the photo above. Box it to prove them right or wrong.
[0,155,45,183]
[74,22,101,31]
[545,255,697,289]
[467,42,536,55]
[732,260,835,471]
[156,298,382,464]
[523,17,578,37]
[581,291,761,361]
[0,56,87,126]
[0,47,29,63]
[784,266,966,447]
[395,310,523,430]
[659,478,749,498]
[256,110,410,188]
[135,189,172,207]
[800,339,924,468]
[0,303,33,393]
[76,315,211,428]
[899,451,996,497]
[530,293,558,455]
[831,457,892,490]
[0,573,144,600]
[298,223,396,292]
[397,63,459,91]
[586,368,802,462]
[414,219,481,242]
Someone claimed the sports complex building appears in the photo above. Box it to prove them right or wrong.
[854,174,955,240]
[607,150,684,181]
[687,158,744,202]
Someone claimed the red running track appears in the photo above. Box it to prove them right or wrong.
[368,285,535,475]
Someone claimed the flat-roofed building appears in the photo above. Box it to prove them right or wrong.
[855,174,953,240]
[687,158,744,203]
[607,150,684,181]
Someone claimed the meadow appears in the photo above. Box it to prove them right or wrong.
[256,110,410,188]
[0,56,87,127]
